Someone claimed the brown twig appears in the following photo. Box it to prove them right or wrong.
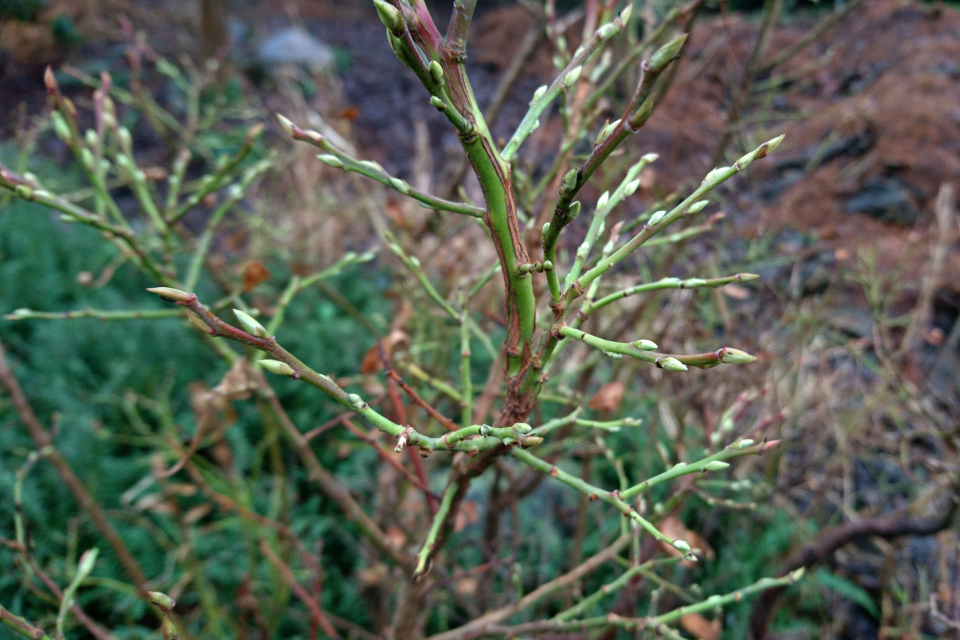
[0,338,151,594]
[748,495,959,640]
[258,538,341,640]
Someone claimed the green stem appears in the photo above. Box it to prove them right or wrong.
[510,448,690,558]
[414,484,459,578]
[620,438,779,500]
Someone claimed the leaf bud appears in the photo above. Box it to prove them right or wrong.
[687,200,709,214]
[84,129,99,148]
[51,112,71,142]
[596,191,609,210]
[542,260,554,271]
[80,148,96,171]
[595,22,615,39]
[259,360,296,377]
[429,60,444,84]
[619,4,632,25]
[658,357,687,372]
[624,179,641,197]
[317,154,345,169]
[430,95,446,110]
[146,287,194,302]
[647,210,666,226]
[737,439,755,449]
[649,35,687,73]
[76,548,99,577]
[567,200,581,220]
[532,85,547,102]
[630,339,658,351]
[276,113,295,136]
[118,127,133,152]
[14,184,34,200]
[681,278,707,288]
[719,348,757,364]
[559,168,578,196]
[234,309,270,338]
[373,0,403,31]
[703,167,728,183]
[704,461,730,471]
[563,65,582,88]
[149,591,176,610]
[672,539,692,554]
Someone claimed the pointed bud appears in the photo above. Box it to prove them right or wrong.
[430,95,446,110]
[541,222,551,238]
[619,4,632,25]
[624,179,641,197]
[605,351,623,359]
[563,65,582,88]
[234,309,270,338]
[373,0,403,31]
[14,184,34,200]
[687,200,709,214]
[703,166,728,183]
[149,591,176,610]
[738,273,760,282]
[719,348,757,364]
[649,35,687,73]
[429,60,444,84]
[146,287,194,302]
[672,539,691,554]
[595,22,616,39]
[658,357,687,372]
[276,114,295,136]
[76,548,99,577]
[532,85,547,102]
[51,112,71,142]
[597,191,610,210]
[568,200,581,220]
[790,567,806,581]
[259,360,295,376]
[765,134,785,154]
[560,168,579,196]
[630,339,658,351]
[520,435,544,448]
[317,154,345,169]
[704,461,730,471]
[737,439,755,449]
[647,210,666,226]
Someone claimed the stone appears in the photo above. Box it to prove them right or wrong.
[257,27,334,71]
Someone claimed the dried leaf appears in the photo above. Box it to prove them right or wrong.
[722,284,751,300]
[384,525,408,551]
[213,359,257,400]
[360,330,409,374]
[454,500,479,533]
[588,382,624,412]
[680,613,720,640]
[357,563,390,587]
[454,576,479,596]
[242,260,272,293]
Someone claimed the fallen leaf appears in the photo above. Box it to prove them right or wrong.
[722,284,751,300]
[455,576,479,596]
[360,330,409,374]
[242,261,271,293]
[680,613,720,640]
[454,500,479,533]
[588,382,624,413]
